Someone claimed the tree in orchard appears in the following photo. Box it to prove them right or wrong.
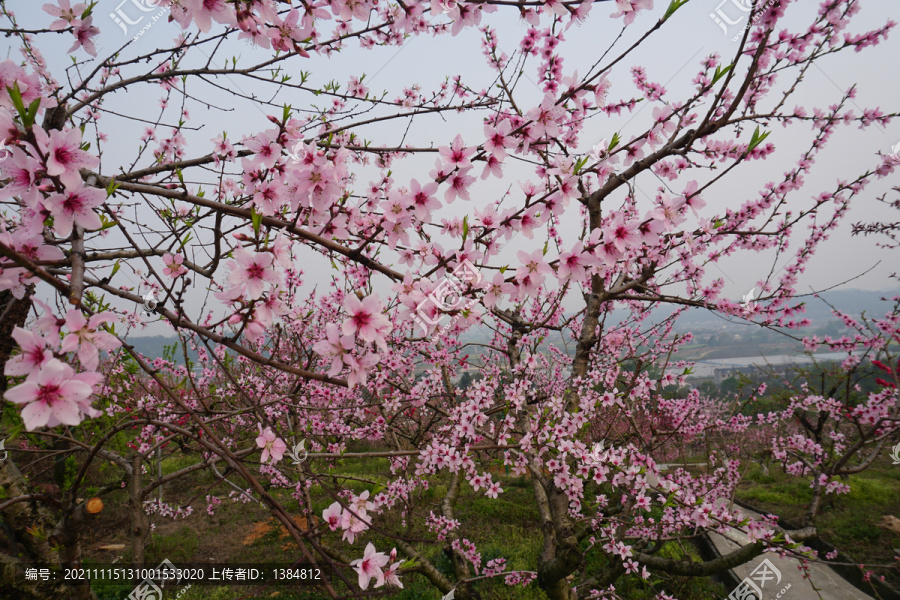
[0,0,898,599]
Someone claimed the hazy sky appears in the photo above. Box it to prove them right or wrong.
[5,1,900,338]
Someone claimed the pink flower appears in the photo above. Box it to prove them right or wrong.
[267,9,312,53]
[604,215,640,253]
[323,502,344,531]
[170,0,237,33]
[4,358,101,429]
[651,192,687,230]
[344,352,380,389]
[352,490,374,516]
[342,294,392,351]
[610,0,654,25]
[60,310,121,371]
[439,134,475,170]
[444,167,475,203]
[681,180,707,216]
[5,326,54,376]
[634,494,651,511]
[44,182,105,236]
[255,425,287,464]
[0,61,41,111]
[351,543,389,590]
[557,242,588,283]
[313,323,355,376]
[341,509,369,544]
[515,249,552,288]
[226,247,280,300]
[526,95,565,139]
[163,253,188,278]
[34,127,99,190]
[404,179,440,221]
[485,481,503,498]
[243,130,282,170]
[0,147,41,203]
[42,0,86,31]
[68,16,99,56]
[383,561,404,588]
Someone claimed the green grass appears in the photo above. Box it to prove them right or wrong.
[83,448,793,599]
[146,527,200,564]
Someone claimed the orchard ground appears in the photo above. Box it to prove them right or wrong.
[37,445,899,600]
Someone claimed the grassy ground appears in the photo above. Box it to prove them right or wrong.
[735,460,900,590]
[75,452,728,599]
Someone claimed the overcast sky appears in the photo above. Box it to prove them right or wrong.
[6,1,900,338]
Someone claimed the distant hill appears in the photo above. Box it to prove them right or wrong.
[120,289,897,363]
[121,335,200,364]
[646,287,899,332]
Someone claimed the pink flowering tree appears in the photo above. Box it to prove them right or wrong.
[0,1,898,599]
[761,302,900,526]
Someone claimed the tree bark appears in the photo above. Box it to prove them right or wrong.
[129,454,148,565]
[0,287,33,393]
[0,459,69,600]
[49,500,101,600]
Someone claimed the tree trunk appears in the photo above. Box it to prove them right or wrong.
[129,454,148,565]
[0,287,33,393]
[0,459,69,600]
[50,501,101,600]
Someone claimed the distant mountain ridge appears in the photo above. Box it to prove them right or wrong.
[123,289,898,355]
[121,335,200,364]
[652,287,899,331]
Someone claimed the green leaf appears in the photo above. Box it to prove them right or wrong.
[5,83,26,121]
[282,104,292,122]
[608,132,621,151]
[574,156,589,175]
[111,260,121,279]
[98,216,117,231]
[6,422,25,442]
[712,63,733,86]
[251,208,262,237]
[462,215,469,242]
[105,177,120,198]
[747,126,771,153]
[663,0,689,20]
[24,98,41,128]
